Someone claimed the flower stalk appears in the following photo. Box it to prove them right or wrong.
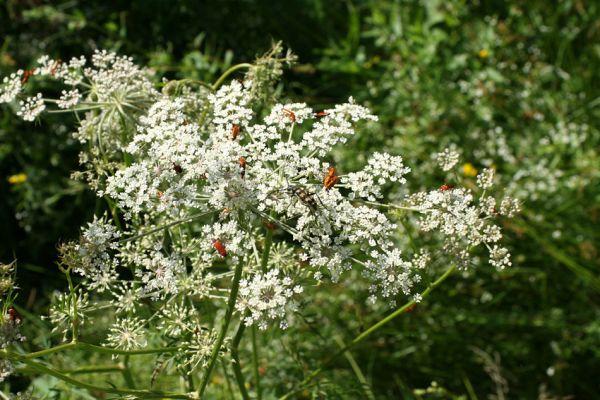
[198,258,245,397]
[279,264,457,400]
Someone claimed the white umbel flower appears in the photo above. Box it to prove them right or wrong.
[236,269,303,330]
[436,148,460,171]
[106,317,147,352]
[16,93,45,121]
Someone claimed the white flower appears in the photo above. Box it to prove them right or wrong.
[363,248,425,306]
[48,290,90,341]
[16,93,45,121]
[0,359,14,383]
[0,72,23,103]
[74,216,120,292]
[499,196,520,217]
[157,302,195,337]
[106,317,147,352]
[407,186,510,268]
[477,168,495,189]
[112,282,142,314]
[236,269,303,330]
[344,152,410,201]
[180,328,219,372]
[0,312,26,349]
[489,245,511,269]
[436,148,460,171]
[57,89,81,109]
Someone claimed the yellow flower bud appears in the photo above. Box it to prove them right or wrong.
[8,173,27,185]
[462,163,478,177]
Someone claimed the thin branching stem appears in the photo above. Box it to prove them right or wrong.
[1,351,190,399]
[251,325,262,400]
[211,63,253,91]
[231,321,250,400]
[64,270,78,342]
[23,341,178,359]
[198,258,245,396]
[118,210,214,243]
[279,264,457,400]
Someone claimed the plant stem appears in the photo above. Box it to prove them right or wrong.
[121,355,136,389]
[24,341,178,359]
[251,325,262,400]
[60,365,124,375]
[261,226,275,273]
[2,352,190,399]
[211,63,253,90]
[24,342,78,359]
[279,264,456,400]
[198,259,245,397]
[78,342,179,356]
[334,335,375,400]
[64,270,78,342]
[118,210,214,243]
[231,322,250,400]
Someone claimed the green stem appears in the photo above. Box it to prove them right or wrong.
[231,322,250,400]
[260,217,275,273]
[25,342,78,359]
[221,359,235,399]
[24,341,178,359]
[104,196,123,231]
[60,365,124,375]
[78,342,179,356]
[3,352,189,399]
[211,63,253,91]
[198,259,245,396]
[119,210,214,243]
[334,335,375,400]
[121,355,136,389]
[279,265,456,400]
[251,325,262,400]
[64,270,78,342]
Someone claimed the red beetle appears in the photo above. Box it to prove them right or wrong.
[282,108,296,123]
[323,167,338,190]
[212,239,227,257]
[239,156,247,179]
[8,306,22,324]
[231,124,241,140]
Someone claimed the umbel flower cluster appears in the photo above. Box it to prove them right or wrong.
[0,49,518,397]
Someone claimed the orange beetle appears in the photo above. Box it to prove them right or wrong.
[439,184,455,192]
[282,108,296,123]
[50,59,62,76]
[405,303,417,313]
[8,306,22,324]
[263,221,277,230]
[21,69,35,85]
[239,156,247,179]
[323,167,338,190]
[212,239,227,257]
[314,111,329,118]
[231,124,241,140]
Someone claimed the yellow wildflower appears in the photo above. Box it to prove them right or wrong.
[478,49,490,59]
[8,173,27,185]
[462,163,478,177]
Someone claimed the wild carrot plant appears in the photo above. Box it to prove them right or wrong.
[0,45,519,398]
